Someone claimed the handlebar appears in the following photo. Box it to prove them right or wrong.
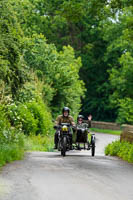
[54,123,89,130]
[54,123,75,129]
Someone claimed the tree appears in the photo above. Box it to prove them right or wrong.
[17,0,115,121]
[23,34,85,118]
[0,0,27,100]
[101,4,133,123]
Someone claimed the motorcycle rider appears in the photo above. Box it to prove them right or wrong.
[54,107,75,149]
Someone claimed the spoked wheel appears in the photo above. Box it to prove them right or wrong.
[61,136,67,157]
[91,134,95,157]
[91,144,95,156]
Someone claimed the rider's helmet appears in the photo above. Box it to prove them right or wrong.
[77,115,84,123]
[62,107,70,116]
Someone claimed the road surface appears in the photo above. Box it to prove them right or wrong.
[0,133,133,200]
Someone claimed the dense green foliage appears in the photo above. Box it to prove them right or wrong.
[0,0,27,99]
[23,34,85,117]
[0,0,85,166]
[6,99,53,135]
[105,140,133,163]
[23,0,112,120]
[101,3,133,124]
[18,0,133,123]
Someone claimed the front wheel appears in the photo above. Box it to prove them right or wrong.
[91,134,95,157]
[61,136,67,157]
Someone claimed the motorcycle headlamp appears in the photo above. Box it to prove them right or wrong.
[62,125,68,131]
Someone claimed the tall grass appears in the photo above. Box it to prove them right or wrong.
[24,134,54,152]
[0,144,24,167]
[0,134,54,168]
[0,132,25,167]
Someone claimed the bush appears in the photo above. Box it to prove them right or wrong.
[26,100,53,135]
[105,140,133,163]
[6,103,38,135]
[128,145,133,163]
[105,140,121,156]
[6,100,54,136]
[118,142,131,161]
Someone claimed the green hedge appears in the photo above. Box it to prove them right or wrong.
[6,100,54,136]
[0,97,54,168]
[105,140,133,163]
[0,106,24,167]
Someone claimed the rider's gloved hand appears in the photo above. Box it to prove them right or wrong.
[54,125,58,129]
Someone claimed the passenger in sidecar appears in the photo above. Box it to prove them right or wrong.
[75,114,92,150]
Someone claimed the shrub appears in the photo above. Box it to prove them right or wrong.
[6,103,38,135]
[105,140,121,156]
[105,140,133,163]
[6,100,54,136]
[118,142,131,161]
[26,100,53,135]
[128,145,133,163]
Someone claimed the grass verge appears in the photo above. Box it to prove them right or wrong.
[24,134,54,152]
[105,140,133,163]
[0,143,24,168]
[0,131,25,168]
[0,134,54,168]
[90,128,121,135]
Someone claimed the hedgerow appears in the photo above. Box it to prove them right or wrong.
[0,0,85,168]
[0,108,25,167]
[6,99,53,136]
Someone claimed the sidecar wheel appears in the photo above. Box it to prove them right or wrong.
[91,144,95,156]
[91,135,95,157]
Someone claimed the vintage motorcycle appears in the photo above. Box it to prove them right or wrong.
[55,123,73,156]
[55,123,95,157]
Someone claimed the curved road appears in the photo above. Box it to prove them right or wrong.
[0,133,133,200]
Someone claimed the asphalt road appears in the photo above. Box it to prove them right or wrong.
[0,133,133,200]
